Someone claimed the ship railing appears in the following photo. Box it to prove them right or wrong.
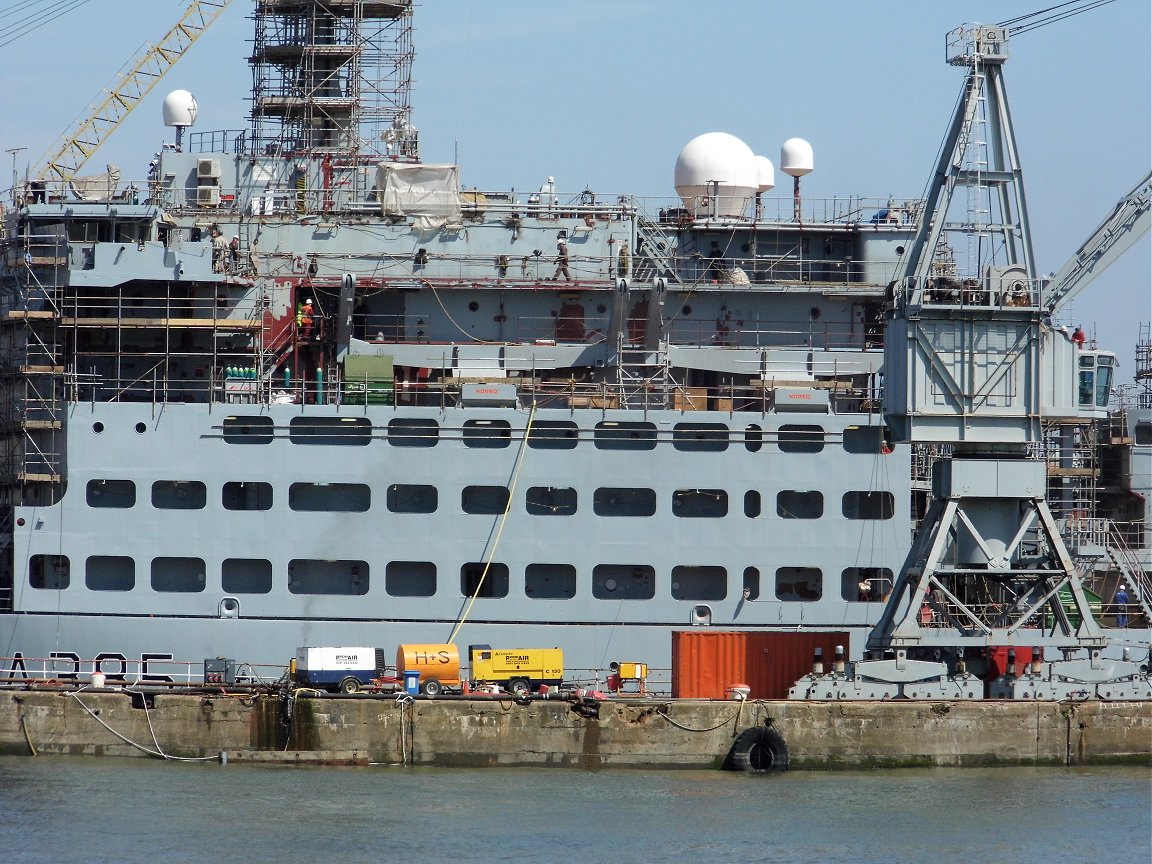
[635,194,923,227]
[12,176,147,207]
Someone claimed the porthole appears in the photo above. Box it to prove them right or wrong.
[596,304,607,314]
[682,305,692,316]
[134,422,146,434]
[896,245,906,255]
[92,422,104,434]
[468,301,480,312]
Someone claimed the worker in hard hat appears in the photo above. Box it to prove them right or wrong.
[1114,584,1130,628]
[298,298,314,339]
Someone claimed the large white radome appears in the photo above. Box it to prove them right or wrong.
[674,132,758,217]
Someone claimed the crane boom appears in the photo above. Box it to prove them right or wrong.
[1043,169,1152,313]
[37,0,232,183]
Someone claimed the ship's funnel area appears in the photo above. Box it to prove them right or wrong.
[674,132,757,219]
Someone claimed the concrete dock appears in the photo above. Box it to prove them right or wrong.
[1,687,1149,769]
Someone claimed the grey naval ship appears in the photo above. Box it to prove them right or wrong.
[0,0,1148,690]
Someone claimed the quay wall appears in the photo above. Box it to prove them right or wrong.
[0,689,1148,769]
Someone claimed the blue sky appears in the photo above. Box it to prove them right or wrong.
[2,0,1148,380]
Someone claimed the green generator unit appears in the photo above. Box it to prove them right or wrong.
[343,354,395,405]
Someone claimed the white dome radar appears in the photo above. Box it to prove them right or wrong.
[780,137,814,221]
[162,89,198,152]
[754,155,776,193]
[674,132,757,219]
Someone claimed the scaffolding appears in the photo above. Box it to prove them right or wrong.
[248,0,417,161]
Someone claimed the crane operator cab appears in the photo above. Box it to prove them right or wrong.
[1077,350,1115,416]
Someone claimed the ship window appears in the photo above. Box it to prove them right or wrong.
[592,564,655,600]
[30,554,70,590]
[775,566,822,601]
[593,421,657,451]
[289,482,370,512]
[222,558,273,594]
[777,490,823,519]
[151,557,206,593]
[744,424,764,452]
[461,562,509,598]
[463,419,512,448]
[842,566,893,602]
[743,566,760,601]
[843,490,895,520]
[387,417,439,447]
[527,420,579,449]
[843,425,885,454]
[593,487,657,517]
[86,556,134,591]
[288,559,369,595]
[1136,423,1152,446]
[86,479,135,508]
[222,481,273,511]
[526,486,577,515]
[387,484,438,513]
[672,489,728,517]
[777,424,825,453]
[671,565,726,601]
[386,561,436,597]
[672,423,729,452]
[462,485,510,514]
[289,416,372,445]
[222,415,273,444]
[525,563,577,598]
[744,490,761,518]
[152,480,206,510]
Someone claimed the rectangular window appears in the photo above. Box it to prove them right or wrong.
[461,562,508,598]
[463,419,512,448]
[152,481,206,510]
[387,417,438,447]
[30,554,70,589]
[86,556,134,591]
[742,566,760,601]
[526,486,577,515]
[775,566,822,601]
[387,484,438,513]
[151,557,206,593]
[777,490,823,519]
[525,563,577,598]
[288,559,369,595]
[593,487,657,517]
[594,421,657,451]
[592,564,655,600]
[386,561,436,597]
[842,566,893,602]
[222,481,273,511]
[744,490,761,518]
[842,491,895,520]
[672,489,728,518]
[223,415,273,444]
[289,416,372,445]
[87,479,135,508]
[527,421,579,450]
[222,558,273,594]
[672,423,729,452]
[289,482,370,512]
[671,565,726,601]
[777,424,825,453]
[462,485,510,514]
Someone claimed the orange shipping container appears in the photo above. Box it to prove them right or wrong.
[672,630,852,700]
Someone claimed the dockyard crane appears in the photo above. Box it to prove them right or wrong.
[35,0,233,184]
[1042,170,1151,314]
[791,19,1150,701]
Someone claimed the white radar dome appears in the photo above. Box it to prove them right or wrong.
[162,90,199,128]
[780,137,813,177]
[674,132,758,218]
[754,155,776,193]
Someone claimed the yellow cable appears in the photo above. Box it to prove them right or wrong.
[448,401,537,643]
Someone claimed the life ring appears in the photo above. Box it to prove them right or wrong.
[725,724,789,773]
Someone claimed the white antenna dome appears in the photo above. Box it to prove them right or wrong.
[162,90,199,129]
[780,137,814,177]
[673,132,757,218]
[754,155,776,192]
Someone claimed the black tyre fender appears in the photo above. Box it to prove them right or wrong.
[422,678,443,697]
[339,677,361,694]
[725,725,789,773]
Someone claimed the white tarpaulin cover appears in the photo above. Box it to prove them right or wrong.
[375,163,462,230]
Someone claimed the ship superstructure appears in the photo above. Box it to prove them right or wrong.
[0,0,1146,689]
